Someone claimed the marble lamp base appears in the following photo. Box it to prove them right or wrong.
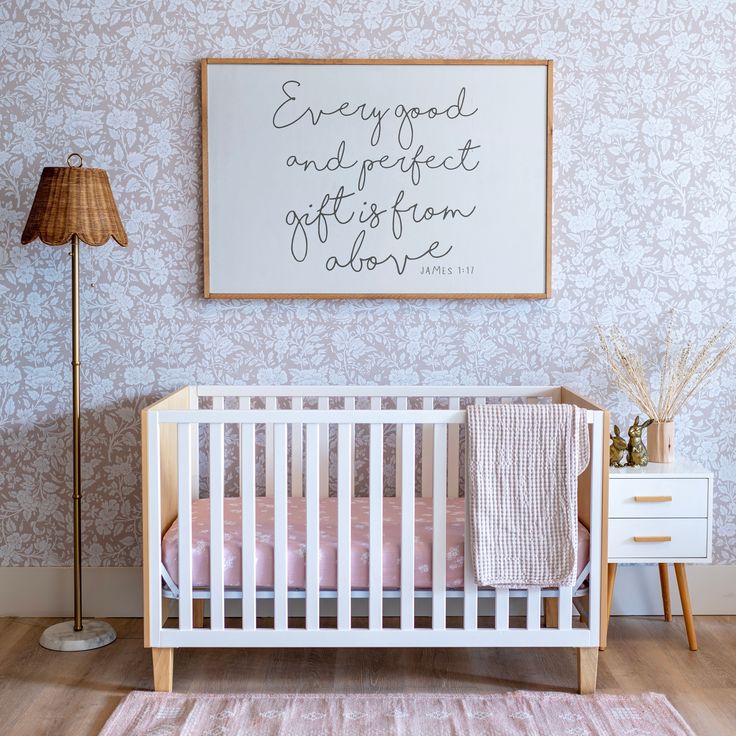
[39,619,117,651]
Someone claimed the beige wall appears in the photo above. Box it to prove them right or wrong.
[1,1,735,569]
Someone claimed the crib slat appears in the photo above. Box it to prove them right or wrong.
[495,588,509,630]
[370,397,382,507]
[209,422,225,631]
[432,424,447,630]
[395,396,408,499]
[177,424,193,631]
[337,423,352,631]
[291,396,303,498]
[463,465,478,630]
[212,396,224,411]
[526,586,541,630]
[558,585,573,630]
[447,397,460,498]
[400,424,415,631]
[369,421,383,631]
[265,396,276,497]
[190,420,199,500]
[343,396,355,498]
[422,397,434,498]
[273,423,288,631]
[305,424,320,631]
[318,396,329,498]
[240,421,256,631]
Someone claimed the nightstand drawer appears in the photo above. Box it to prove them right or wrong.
[609,518,708,559]
[609,478,708,518]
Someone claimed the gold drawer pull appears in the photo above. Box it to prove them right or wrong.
[634,495,673,503]
[634,535,672,543]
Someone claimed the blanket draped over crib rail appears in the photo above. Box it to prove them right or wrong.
[467,404,590,588]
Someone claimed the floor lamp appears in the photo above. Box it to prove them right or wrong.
[22,154,128,651]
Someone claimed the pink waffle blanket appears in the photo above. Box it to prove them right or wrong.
[161,497,590,591]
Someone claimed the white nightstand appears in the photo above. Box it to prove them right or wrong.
[605,460,713,651]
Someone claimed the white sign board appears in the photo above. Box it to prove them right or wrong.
[202,60,551,298]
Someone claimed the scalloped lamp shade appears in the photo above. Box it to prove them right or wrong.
[21,165,128,247]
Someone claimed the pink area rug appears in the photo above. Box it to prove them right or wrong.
[99,691,695,735]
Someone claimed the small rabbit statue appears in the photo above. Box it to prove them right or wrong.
[609,425,627,467]
[627,415,654,466]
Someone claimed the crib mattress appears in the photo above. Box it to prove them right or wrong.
[161,497,590,591]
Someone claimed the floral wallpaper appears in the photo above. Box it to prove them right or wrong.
[1,0,735,568]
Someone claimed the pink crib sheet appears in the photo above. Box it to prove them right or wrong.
[161,497,590,591]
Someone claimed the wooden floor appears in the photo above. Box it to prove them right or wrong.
[1,616,734,735]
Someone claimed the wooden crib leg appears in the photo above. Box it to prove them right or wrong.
[152,648,174,692]
[576,647,598,694]
[193,599,205,628]
[544,598,558,628]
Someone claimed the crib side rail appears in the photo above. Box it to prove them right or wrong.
[144,401,606,650]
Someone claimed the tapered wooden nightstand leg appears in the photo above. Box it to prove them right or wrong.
[674,563,698,651]
[606,563,617,619]
[658,563,672,622]
[544,598,559,628]
[600,563,617,651]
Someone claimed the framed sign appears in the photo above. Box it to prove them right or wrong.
[202,59,552,298]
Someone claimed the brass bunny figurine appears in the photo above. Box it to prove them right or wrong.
[609,425,627,467]
[627,415,654,466]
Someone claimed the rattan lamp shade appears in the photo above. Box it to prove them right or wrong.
[21,164,128,247]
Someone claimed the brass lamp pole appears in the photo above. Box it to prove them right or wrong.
[71,231,82,631]
[22,154,128,650]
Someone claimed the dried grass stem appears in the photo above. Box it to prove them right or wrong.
[596,320,733,422]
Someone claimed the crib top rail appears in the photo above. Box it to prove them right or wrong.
[196,385,563,400]
[150,384,604,424]
[149,408,601,425]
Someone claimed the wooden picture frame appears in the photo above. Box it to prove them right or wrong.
[202,58,553,299]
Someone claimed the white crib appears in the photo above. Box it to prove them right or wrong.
[142,385,608,693]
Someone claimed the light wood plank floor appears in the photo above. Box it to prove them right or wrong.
[1,616,734,735]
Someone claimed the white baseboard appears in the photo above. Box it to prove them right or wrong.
[1,565,734,617]
[609,563,736,616]
[0,567,143,617]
